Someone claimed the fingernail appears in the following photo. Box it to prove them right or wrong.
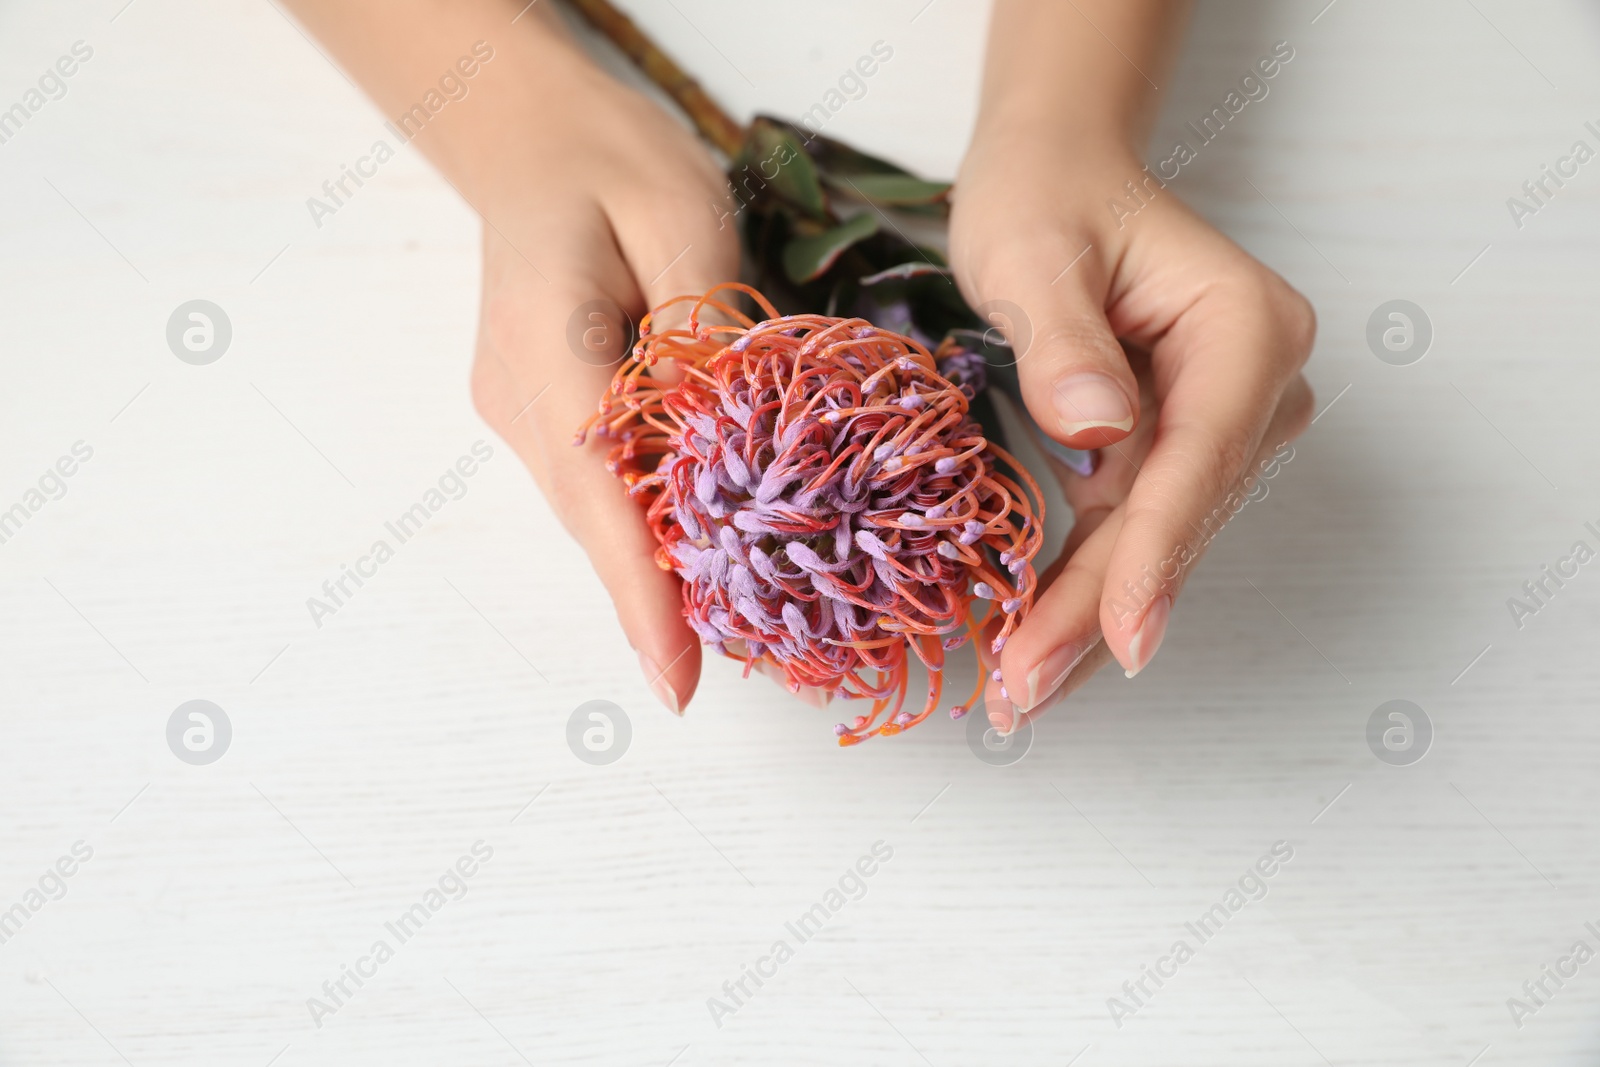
[1053,373,1133,438]
[1019,640,1093,711]
[1124,595,1171,678]
[987,698,1014,735]
[639,651,682,715]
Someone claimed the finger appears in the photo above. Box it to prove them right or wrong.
[965,235,1140,450]
[990,365,1149,725]
[996,504,1125,722]
[475,224,703,716]
[1097,293,1315,677]
[1002,376,1313,714]
[1051,348,1158,530]
[1006,641,1117,734]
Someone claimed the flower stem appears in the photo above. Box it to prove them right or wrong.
[563,0,746,158]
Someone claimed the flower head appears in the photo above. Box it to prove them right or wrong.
[578,284,1044,745]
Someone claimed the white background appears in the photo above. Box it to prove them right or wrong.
[3,0,1600,1064]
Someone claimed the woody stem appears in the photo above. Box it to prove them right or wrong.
[562,0,746,157]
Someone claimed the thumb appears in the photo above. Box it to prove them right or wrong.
[971,238,1138,450]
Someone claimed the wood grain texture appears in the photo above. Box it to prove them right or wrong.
[2,0,1599,1064]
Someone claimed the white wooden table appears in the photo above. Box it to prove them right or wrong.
[3,1,1599,1063]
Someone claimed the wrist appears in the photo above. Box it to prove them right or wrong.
[401,35,607,211]
[972,90,1152,160]
[972,0,1184,166]
[962,113,1144,206]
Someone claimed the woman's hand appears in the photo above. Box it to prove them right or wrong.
[285,0,738,714]
[466,40,739,718]
[952,133,1316,727]
[980,343,1312,734]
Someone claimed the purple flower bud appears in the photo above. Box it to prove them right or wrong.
[786,541,824,571]
[950,706,969,720]
[855,529,889,561]
[991,668,1002,681]
[935,457,958,474]
[834,723,850,736]
[782,602,810,636]
[974,582,996,600]
[1002,598,1021,613]
[937,541,960,560]
[724,449,751,488]
[679,507,702,541]
[695,465,719,503]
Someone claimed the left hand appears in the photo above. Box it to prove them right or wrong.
[949,138,1317,725]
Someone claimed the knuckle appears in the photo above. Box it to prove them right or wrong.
[1027,315,1124,371]
[1280,289,1317,363]
[1207,423,1258,487]
[1258,274,1317,365]
[1148,423,1254,507]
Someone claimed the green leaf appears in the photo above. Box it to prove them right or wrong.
[782,213,879,284]
[825,172,950,206]
[797,126,917,177]
[743,117,828,220]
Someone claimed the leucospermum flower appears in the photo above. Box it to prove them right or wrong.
[577,284,1044,745]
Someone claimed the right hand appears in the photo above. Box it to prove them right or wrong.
[466,27,738,716]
